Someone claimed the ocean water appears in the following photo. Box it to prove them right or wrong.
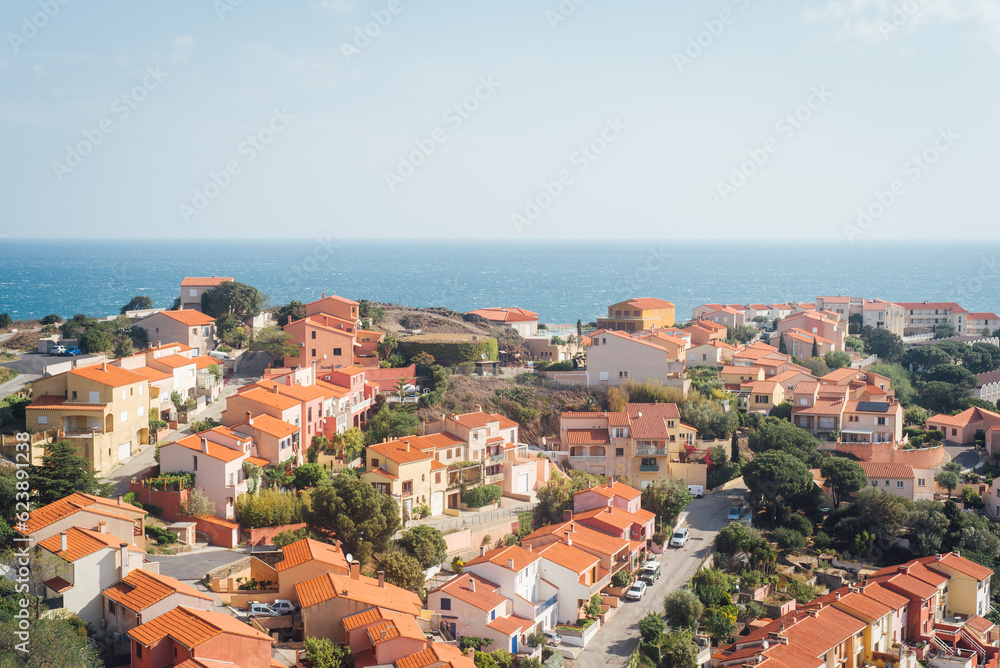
[0,239,998,324]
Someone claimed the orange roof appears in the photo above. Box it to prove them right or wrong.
[487,615,534,636]
[129,365,174,382]
[189,355,221,370]
[897,301,967,313]
[252,379,326,402]
[574,505,655,532]
[857,582,909,610]
[920,552,994,581]
[276,537,349,573]
[67,364,147,388]
[181,276,233,287]
[429,573,507,611]
[129,605,271,648]
[574,480,641,501]
[463,545,541,572]
[565,428,610,445]
[821,368,860,383]
[26,394,107,411]
[246,456,270,467]
[396,642,474,668]
[873,571,938,600]
[239,386,301,411]
[343,606,393,631]
[294,572,422,613]
[156,309,216,326]
[367,613,425,645]
[467,307,539,323]
[169,433,246,463]
[859,462,913,480]
[536,541,599,576]
[368,438,433,465]
[966,615,995,634]
[151,354,196,369]
[235,413,299,439]
[619,298,674,310]
[102,568,212,612]
[448,411,506,430]
[419,432,467,450]
[18,492,144,535]
[792,397,845,416]
[44,576,73,593]
[523,521,629,558]
[835,591,891,619]
[39,526,134,562]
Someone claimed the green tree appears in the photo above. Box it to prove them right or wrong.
[845,336,864,352]
[378,552,426,593]
[730,430,741,465]
[272,526,311,548]
[293,463,328,490]
[78,327,113,353]
[703,608,735,643]
[933,323,957,339]
[638,610,664,644]
[768,401,792,421]
[215,312,246,347]
[201,281,266,320]
[903,406,929,426]
[903,346,952,374]
[811,338,820,358]
[920,381,968,414]
[303,637,354,668]
[29,440,112,506]
[399,525,448,568]
[248,326,298,366]
[778,335,787,355]
[305,472,401,565]
[799,356,830,378]
[925,364,978,388]
[820,457,868,506]
[824,350,851,369]
[661,631,699,668]
[747,418,820,466]
[40,314,63,325]
[342,427,366,461]
[641,478,692,529]
[935,470,960,498]
[848,313,863,334]
[714,522,760,558]
[363,405,421,445]
[0,314,11,330]
[861,326,905,362]
[866,363,914,405]
[743,450,813,521]
[180,487,217,517]
[120,295,153,314]
[0,617,103,667]
[855,487,911,545]
[275,300,306,326]
[663,588,703,630]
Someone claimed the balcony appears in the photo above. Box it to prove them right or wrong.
[571,455,607,463]
[640,464,659,472]
[635,447,668,457]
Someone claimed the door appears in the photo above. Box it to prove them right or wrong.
[431,491,444,517]
[518,473,529,494]
[511,635,518,653]
[118,441,131,461]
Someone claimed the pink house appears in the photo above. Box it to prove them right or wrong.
[699,306,747,328]
[245,379,325,444]
[572,480,642,514]
[775,311,845,352]
[305,293,359,322]
[221,387,303,464]
[928,407,1000,446]
[319,366,373,429]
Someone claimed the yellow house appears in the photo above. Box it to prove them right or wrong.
[721,365,765,389]
[741,379,786,413]
[596,298,675,332]
[27,364,151,473]
[362,436,449,520]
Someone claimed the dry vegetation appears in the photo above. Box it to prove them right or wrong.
[378,304,495,337]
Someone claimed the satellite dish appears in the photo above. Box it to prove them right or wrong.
[345,553,353,563]
[481,353,487,360]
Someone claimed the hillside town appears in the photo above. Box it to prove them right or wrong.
[3,282,1000,668]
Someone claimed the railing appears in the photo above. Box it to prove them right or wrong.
[635,448,668,456]
[534,594,558,618]
[41,596,64,610]
[640,464,659,472]
[63,428,104,438]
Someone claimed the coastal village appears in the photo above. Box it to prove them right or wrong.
[3,281,1000,668]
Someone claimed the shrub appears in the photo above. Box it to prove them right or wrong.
[144,526,177,545]
[774,527,806,550]
[786,579,816,603]
[650,531,667,547]
[612,569,633,588]
[461,484,502,508]
[451,556,465,574]
[235,490,306,528]
[812,531,832,551]
[784,513,813,537]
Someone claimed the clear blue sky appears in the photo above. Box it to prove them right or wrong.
[2,0,997,240]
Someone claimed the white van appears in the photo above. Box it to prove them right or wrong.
[688,485,704,498]
[209,350,231,361]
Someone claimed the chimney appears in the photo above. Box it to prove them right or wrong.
[98,522,106,533]
[335,539,341,550]
[201,438,209,453]
[526,543,532,552]
[121,543,129,573]
[246,411,253,426]
[480,546,486,557]
[466,649,475,660]
[117,494,123,505]
[404,441,410,452]
[507,558,514,570]
[272,385,279,394]
[102,362,108,372]
[378,571,385,588]
[606,506,613,514]
[156,341,161,348]
[475,405,482,413]
[469,577,476,593]
[935,554,943,561]
[322,292,326,298]
[953,550,961,557]
[60,532,68,552]
[563,509,573,522]
[350,560,360,580]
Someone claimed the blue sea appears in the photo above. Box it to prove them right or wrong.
[1,239,998,324]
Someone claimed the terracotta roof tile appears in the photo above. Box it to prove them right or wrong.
[276,538,349,573]
[536,541,599,576]
[565,429,610,445]
[39,526,132,562]
[66,364,148,387]
[18,492,144,535]
[155,309,217,326]
[859,462,913,480]
[239,386,301,411]
[573,480,641,501]
[234,413,299,439]
[26,394,107,411]
[128,605,271,648]
[429,573,507,612]
[102,569,213,612]
[168,433,246,463]
[181,277,233,287]
[463,545,541,572]
[294,572,421,613]
[487,615,534,636]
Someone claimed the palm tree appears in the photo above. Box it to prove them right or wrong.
[263,466,290,491]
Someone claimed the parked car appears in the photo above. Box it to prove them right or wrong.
[248,602,278,618]
[51,345,66,355]
[688,485,704,498]
[270,599,297,615]
[625,580,648,600]
[728,506,743,521]
[639,561,661,581]
[63,346,82,356]
[209,350,231,361]
[542,630,560,646]
[670,528,690,547]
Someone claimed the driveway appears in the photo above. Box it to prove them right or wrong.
[573,480,748,668]
[146,547,247,581]
[943,443,982,471]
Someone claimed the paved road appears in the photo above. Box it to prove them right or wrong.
[146,547,248,580]
[943,443,982,471]
[100,351,272,493]
[573,480,748,668]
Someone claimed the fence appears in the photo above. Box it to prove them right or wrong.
[414,505,527,535]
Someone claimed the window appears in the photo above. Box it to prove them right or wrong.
[38,415,48,425]
[311,349,316,357]
[897,481,904,488]
[871,480,878,487]
[121,411,128,423]
[89,390,100,403]
[192,455,198,470]
[402,481,413,495]
[121,389,127,400]
[490,610,496,621]
[372,458,379,468]
[189,288,197,297]
[137,645,142,659]
[311,331,316,339]
[885,480,890,486]
[616,448,624,456]
[440,598,451,610]
[877,417,886,425]
[435,472,442,484]
[108,601,116,614]
[918,479,926,486]
[137,407,143,419]
[333,348,342,356]
[138,385,143,395]
[228,472,234,486]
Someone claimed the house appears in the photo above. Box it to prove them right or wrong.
[16,491,147,550]
[342,607,430,666]
[101,568,213,655]
[521,519,639,582]
[927,406,1000,445]
[524,335,587,363]
[778,328,837,358]
[284,313,357,370]
[243,378,326,443]
[573,480,642,514]
[720,365,765,390]
[423,410,520,480]
[898,301,970,336]
[974,371,1000,406]
[362,436,441,520]
[534,541,609,625]
[36,525,144,627]
[586,330,688,391]
[320,366,375,428]
[740,380,785,413]
[227,413,300,467]
[596,298,675,332]
[305,292,360,323]
[573,504,655,544]
[969,312,1000,336]
[274,537,351,605]
[221,386,303,463]
[295,561,422,643]
[128,606,274,668]
[687,341,737,368]
[179,276,233,311]
[775,311,845,353]
[136,310,217,355]
[859,462,933,502]
[158,428,267,520]
[467,307,540,337]
[698,306,746,328]
[555,403,707,488]
[861,299,906,336]
[26,363,151,473]
[686,321,728,346]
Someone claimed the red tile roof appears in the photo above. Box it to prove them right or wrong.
[102,568,212,612]
[156,309,217,326]
[18,492,144,535]
[463,545,541,572]
[429,573,507,612]
[467,307,539,323]
[181,276,233,287]
[26,394,107,411]
[39,526,133,562]
[536,541,600,577]
[235,413,299,439]
[239,386,301,411]
[294,572,422,613]
[169,433,246,463]
[129,605,272,648]
[67,364,148,387]
[565,429,610,445]
[276,538,349,573]
[859,462,914,480]
[487,615,534,636]
[573,480,641,501]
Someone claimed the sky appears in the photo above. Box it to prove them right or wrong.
[1,0,998,241]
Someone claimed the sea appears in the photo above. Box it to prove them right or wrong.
[1,239,998,325]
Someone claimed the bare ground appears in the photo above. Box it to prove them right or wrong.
[378,303,495,337]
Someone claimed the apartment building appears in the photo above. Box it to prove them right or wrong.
[597,298,675,332]
[179,276,233,311]
[27,363,151,473]
[898,301,969,335]
[775,311,846,352]
[969,312,1000,335]
[586,330,689,392]
[136,310,217,355]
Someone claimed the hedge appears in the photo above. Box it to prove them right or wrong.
[461,484,502,508]
[398,338,498,366]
